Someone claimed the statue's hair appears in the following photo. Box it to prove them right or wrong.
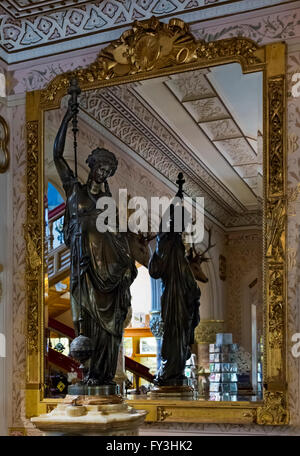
[86,147,118,176]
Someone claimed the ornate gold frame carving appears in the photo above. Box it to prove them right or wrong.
[25,17,288,425]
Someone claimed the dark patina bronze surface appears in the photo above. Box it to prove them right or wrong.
[149,176,200,387]
[54,97,137,387]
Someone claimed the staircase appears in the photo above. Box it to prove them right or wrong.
[47,317,155,388]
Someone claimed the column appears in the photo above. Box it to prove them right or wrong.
[194,320,225,392]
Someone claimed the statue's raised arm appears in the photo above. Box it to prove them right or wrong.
[52,85,138,388]
[53,99,78,195]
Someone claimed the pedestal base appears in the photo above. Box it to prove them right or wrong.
[31,395,147,436]
[148,385,194,398]
[68,384,118,396]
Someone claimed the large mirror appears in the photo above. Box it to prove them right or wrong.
[25,18,288,425]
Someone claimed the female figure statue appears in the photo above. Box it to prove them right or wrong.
[53,101,137,386]
[149,203,200,386]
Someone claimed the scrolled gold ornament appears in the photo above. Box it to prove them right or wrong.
[0,115,9,173]
[257,392,288,425]
[40,17,263,109]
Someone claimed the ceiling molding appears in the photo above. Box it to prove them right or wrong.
[1,1,92,18]
[0,0,294,64]
[78,85,262,228]
[165,70,262,198]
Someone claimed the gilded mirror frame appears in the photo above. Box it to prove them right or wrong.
[25,17,288,425]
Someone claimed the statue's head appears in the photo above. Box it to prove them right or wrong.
[86,148,118,184]
[159,200,191,234]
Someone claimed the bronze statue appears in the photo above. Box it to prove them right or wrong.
[148,175,201,386]
[53,96,137,386]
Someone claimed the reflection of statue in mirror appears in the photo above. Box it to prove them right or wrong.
[148,178,201,386]
[53,100,137,386]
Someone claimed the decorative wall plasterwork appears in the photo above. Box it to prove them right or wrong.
[79,86,262,228]
[0,265,3,303]
[0,0,295,62]
[8,52,98,96]
[11,103,27,429]
[225,231,263,346]
[193,3,300,43]
[285,50,300,430]
[1,0,223,18]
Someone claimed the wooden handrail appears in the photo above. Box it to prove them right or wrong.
[48,317,75,339]
[48,202,65,222]
[47,347,81,375]
[125,355,154,384]
[47,321,155,385]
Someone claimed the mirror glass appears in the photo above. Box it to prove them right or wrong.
[44,62,263,402]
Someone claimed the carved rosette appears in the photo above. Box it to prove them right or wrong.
[26,121,42,354]
[40,17,263,109]
[194,320,224,344]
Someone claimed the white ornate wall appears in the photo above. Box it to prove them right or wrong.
[1,0,300,436]
[0,99,11,436]
[225,230,263,351]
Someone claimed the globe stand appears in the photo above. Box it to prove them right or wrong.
[31,398,147,436]
[68,384,119,396]
[68,331,93,393]
[31,324,147,435]
[32,342,147,435]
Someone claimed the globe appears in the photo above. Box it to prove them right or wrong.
[69,334,93,367]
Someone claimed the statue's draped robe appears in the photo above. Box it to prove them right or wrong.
[63,178,137,384]
[149,232,200,385]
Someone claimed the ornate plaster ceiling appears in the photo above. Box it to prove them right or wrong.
[0,0,294,63]
[164,68,263,198]
[76,65,263,229]
[1,1,91,18]
[0,0,203,61]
